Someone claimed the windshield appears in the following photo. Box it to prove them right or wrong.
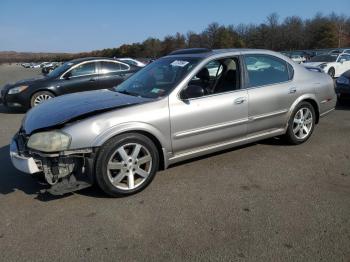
[310,55,337,62]
[114,57,200,98]
[47,62,74,78]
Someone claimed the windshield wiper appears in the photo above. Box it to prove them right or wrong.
[117,90,142,97]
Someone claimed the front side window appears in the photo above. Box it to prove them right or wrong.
[339,55,350,62]
[69,62,96,77]
[244,54,290,87]
[187,57,240,96]
[115,57,200,98]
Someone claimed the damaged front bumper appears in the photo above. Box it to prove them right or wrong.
[10,139,41,174]
[10,134,96,195]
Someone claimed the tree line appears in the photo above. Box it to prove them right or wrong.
[86,12,350,59]
[1,12,350,63]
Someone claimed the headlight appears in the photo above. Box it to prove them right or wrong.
[319,63,327,69]
[336,76,350,85]
[8,85,28,94]
[27,131,71,152]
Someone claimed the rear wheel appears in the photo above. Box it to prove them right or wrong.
[30,91,55,107]
[285,102,315,145]
[95,133,159,197]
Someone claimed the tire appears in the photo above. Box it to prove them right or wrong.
[95,133,159,197]
[30,91,55,108]
[285,102,316,145]
[328,68,335,78]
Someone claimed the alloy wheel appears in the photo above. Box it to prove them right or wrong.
[293,107,313,140]
[33,94,53,106]
[107,143,152,190]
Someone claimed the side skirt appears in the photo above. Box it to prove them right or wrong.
[167,128,286,166]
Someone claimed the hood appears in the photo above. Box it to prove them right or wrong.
[13,75,47,86]
[2,75,47,91]
[303,62,327,67]
[22,89,152,134]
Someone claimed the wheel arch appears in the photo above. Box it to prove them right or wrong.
[288,94,320,125]
[93,123,170,170]
[30,89,57,100]
[303,98,320,124]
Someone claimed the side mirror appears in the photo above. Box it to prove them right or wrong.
[340,59,346,63]
[180,85,205,99]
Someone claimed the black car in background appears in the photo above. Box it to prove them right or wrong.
[0,57,140,109]
[335,70,350,101]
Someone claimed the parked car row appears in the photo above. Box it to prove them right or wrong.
[1,57,141,108]
[21,61,60,69]
[303,53,350,78]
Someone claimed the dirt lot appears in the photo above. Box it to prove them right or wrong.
[0,65,350,261]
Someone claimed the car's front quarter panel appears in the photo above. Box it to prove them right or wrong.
[61,97,171,152]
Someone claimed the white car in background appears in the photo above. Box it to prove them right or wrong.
[303,53,350,78]
[291,55,306,64]
[329,49,350,55]
[117,58,146,67]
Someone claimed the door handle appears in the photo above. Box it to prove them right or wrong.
[89,78,96,82]
[234,97,247,104]
[289,87,297,94]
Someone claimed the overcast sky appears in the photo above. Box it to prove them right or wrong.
[0,0,349,53]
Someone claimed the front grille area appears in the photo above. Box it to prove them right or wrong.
[16,132,28,154]
[15,131,43,172]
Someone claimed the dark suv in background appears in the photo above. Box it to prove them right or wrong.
[0,57,141,109]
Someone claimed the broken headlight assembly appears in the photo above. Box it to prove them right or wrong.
[27,131,71,152]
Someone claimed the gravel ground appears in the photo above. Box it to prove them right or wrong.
[0,65,349,262]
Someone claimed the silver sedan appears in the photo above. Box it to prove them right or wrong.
[10,48,336,196]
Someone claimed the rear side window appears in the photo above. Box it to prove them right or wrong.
[120,63,130,70]
[244,54,290,87]
[100,61,121,74]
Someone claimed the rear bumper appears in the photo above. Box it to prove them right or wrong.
[10,138,41,174]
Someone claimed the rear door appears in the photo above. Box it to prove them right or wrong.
[99,61,133,89]
[59,61,100,94]
[243,54,297,135]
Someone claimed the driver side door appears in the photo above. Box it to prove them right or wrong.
[169,57,248,155]
[59,61,100,95]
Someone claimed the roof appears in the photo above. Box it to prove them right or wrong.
[166,48,279,59]
[69,57,114,64]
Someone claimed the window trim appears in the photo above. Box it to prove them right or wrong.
[60,59,131,79]
[242,54,293,89]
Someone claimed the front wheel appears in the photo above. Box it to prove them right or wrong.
[95,133,159,197]
[285,102,316,145]
[30,91,55,108]
[328,68,335,78]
